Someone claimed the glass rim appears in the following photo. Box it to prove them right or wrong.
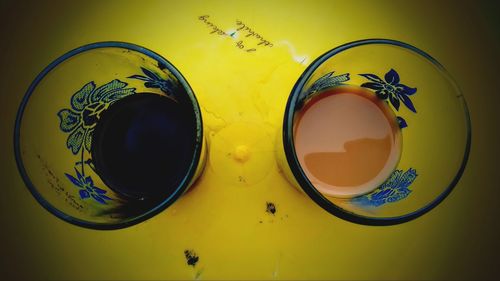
[282,38,471,226]
[14,41,204,230]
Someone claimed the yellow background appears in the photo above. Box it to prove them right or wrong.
[0,0,499,279]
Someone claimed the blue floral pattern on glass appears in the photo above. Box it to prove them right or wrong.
[359,69,417,128]
[57,79,136,154]
[129,67,176,98]
[57,79,136,204]
[65,168,111,204]
[359,69,417,112]
[352,168,418,207]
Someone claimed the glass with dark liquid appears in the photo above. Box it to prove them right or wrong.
[15,42,205,229]
[91,92,199,201]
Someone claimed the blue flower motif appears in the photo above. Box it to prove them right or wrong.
[352,168,418,207]
[129,67,176,98]
[57,79,136,154]
[359,69,417,113]
[65,168,111,204]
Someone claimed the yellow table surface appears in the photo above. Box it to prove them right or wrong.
[1,0,499,279]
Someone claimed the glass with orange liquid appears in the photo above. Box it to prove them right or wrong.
[293,85,402,198]
[277,39,471,225]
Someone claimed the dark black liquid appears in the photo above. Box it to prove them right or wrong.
[91,93,197,200]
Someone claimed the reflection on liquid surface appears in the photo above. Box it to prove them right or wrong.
[294,86,401,198]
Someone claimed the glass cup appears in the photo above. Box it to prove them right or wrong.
[15,42,206,229]
[276,39,471,225]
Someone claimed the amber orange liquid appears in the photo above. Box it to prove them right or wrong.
[293,86,402,198]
